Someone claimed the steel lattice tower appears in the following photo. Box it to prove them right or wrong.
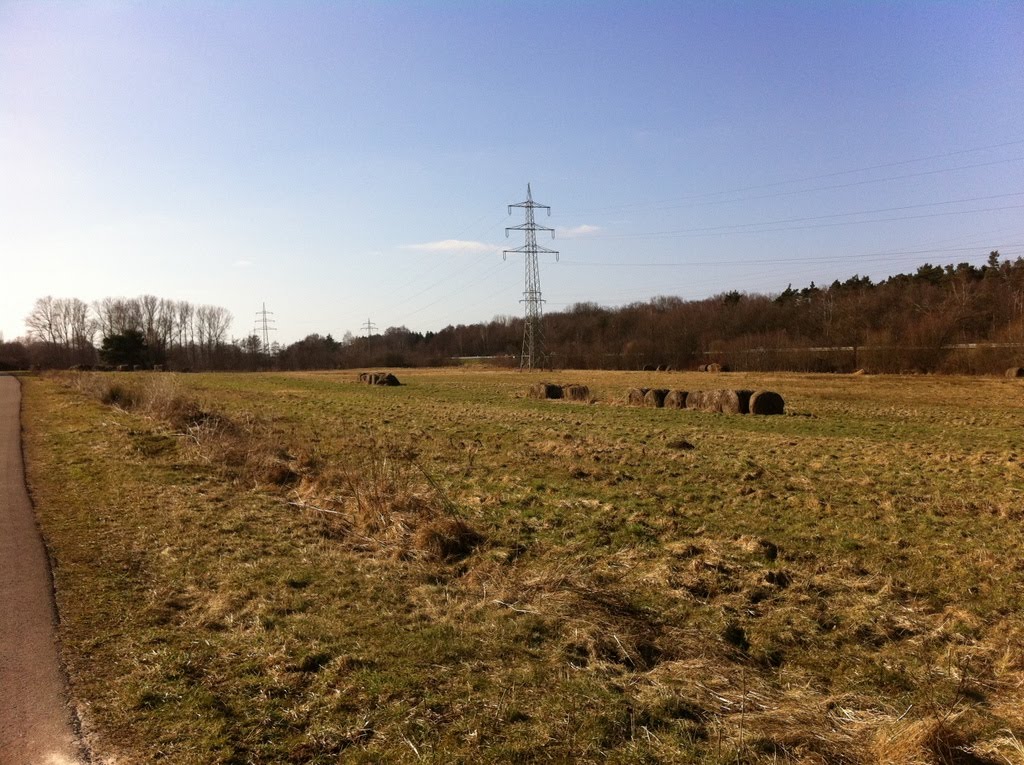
[504,184,558,370]
[254,302,276,354]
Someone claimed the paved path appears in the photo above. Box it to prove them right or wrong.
[0,376,85,765]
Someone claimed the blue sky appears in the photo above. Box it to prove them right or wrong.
[2,1,1022,344]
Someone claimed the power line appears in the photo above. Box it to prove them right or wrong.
[558,242,1024,269]
[579,202,1024,242]
[362,318,378,337]
[565,139,1024,215]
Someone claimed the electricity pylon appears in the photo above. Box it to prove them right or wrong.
[504,184,558,370]
[254,303,276,354]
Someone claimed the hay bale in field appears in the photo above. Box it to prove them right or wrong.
[685,390,706,410]
[116,364,129,372]
[644,388,668,408]
[685,389,748,413]
[359,372,401,386]
[664,389,688,409]
[705,363,722,373]
[626,388,649,406]
[153,364,164,372]
[689,390,723,412]
[530,382,563,399]
[852,368,867,375]
[1006,367,1024,378]
[724,389,753,415]
[563,384,591,402]
[749,390,785,415]
[696,364,708,372]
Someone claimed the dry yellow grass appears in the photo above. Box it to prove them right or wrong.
[20,368,1024,763]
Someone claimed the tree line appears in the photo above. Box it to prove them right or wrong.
[4,252,1023,374]
[2,296,235,370]
[273,251,1024,374]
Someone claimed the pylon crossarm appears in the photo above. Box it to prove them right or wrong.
[506,222,555,233]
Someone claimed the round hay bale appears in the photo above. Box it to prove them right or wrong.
[642,363,656,371]
[530,382,563,399]
[664,389,688,409]
[643,389,668,408]
[379,373,401,386]
[1005,367,1024,378]
[697,364,708,372]
[663,391,688,409]
[750,390,785,415]
[626,388,649,406]
[686,390,707,411]
[720,389,753,415]
[358,372,369,382]
[852,368,867,375]
[706,363,722,373]
[564,384,591,402]
[701,390,726,413]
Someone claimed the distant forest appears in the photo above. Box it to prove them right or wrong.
[4,252,1023,374]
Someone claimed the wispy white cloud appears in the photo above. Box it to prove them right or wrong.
[558,224,601,238]
[402,239,496,254]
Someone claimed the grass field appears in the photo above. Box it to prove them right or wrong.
[21,368,1024,764]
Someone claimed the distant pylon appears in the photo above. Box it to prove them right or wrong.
[504,184,558,370]
[362,318,378,337]
[254,302,276,354]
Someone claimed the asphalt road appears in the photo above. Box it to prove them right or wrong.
[0,375,85,765]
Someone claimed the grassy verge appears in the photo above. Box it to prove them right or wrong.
[22,369,1024,763]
